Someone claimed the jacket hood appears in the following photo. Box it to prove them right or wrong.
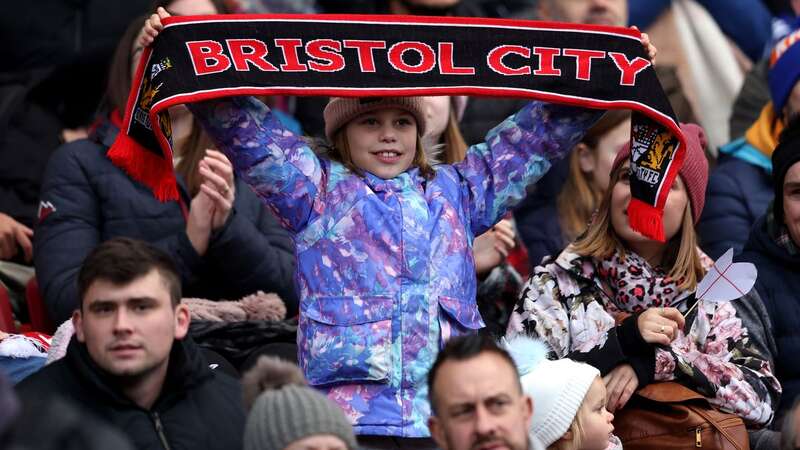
[89,113,121,149]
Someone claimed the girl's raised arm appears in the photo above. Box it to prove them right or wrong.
[453,101,604,235]
[138,10,324,232]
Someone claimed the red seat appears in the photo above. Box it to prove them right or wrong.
[26,277,55,334]
[0,284,16,332]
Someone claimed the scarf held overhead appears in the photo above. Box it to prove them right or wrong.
[111,14,686,241]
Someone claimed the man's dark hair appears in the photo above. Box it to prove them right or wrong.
[772,115,800,222]
[427,334,521,414]
[78,238,181,308]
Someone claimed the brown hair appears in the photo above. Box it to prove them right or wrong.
[330,129,435,179]
[440,108,469,164]
[427,334,521,415]
[78,237,182,308]
[174,121,216,195]
[104,16,149,114]
[570,164,705,291]
[557,111,631,241]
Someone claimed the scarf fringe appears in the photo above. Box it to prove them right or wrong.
[628,197,665,242]
[108,132,179,202]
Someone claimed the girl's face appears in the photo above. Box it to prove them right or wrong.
[578,378,615,450]
[610,163,689,246]
[344,108,418,179]
[422,96,451,143]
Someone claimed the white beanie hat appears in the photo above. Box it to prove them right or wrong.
[501,337,600,448]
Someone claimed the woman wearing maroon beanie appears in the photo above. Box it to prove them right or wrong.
[507,123,780,433]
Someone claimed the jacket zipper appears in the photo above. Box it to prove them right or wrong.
[695,427,702,447]
[151,412,172,450]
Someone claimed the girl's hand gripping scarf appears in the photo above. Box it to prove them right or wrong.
[111,14,685,241]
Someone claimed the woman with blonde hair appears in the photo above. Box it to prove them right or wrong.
[506,123,780,430]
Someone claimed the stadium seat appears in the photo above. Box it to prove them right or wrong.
[0,284,16,332]
[26,278,55,334]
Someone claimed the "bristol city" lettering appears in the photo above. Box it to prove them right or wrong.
[185,39,650,86]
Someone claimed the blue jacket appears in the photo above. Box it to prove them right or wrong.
[191,96,601,437]
[34,119,298,323]
[739,214,797,423]
[697,139,773,260]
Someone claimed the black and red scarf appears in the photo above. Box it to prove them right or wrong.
[111,14,686,241]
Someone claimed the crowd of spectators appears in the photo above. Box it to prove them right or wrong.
[3,0,800,449]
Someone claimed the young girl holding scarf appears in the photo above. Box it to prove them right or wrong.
[506,124,781,431]
[141,9,655,444]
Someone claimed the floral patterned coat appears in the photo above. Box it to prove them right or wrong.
[191,97,601,437]
[506,247,781,426]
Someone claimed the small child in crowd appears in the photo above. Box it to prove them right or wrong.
[504,336,621,450]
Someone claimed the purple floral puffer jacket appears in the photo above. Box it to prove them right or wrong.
[191,96,601,437]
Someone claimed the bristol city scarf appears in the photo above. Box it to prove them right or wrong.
[111,14,686,241]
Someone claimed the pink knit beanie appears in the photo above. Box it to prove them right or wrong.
[323,96,427,141]
[612,123,709,223]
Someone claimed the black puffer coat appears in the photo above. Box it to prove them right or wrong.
[16,337,244,450]
[34,119,298,323]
